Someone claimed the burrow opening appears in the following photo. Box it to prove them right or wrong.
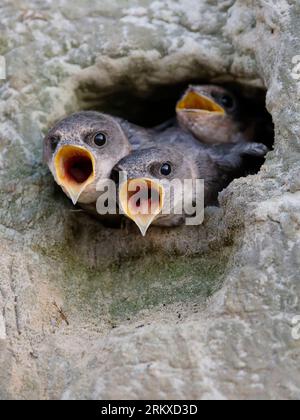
[75,79,275,198]
[47,80,276,317]
[76,79,274,145]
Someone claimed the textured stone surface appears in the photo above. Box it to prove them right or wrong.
[0,0,300,400]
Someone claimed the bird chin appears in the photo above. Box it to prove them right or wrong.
[63,183,97,205]
[54,145,96,205]
[177,110,229,145]
[176,90,225,115]
[118,178,165,237]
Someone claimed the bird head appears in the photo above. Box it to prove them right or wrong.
[176,85,240,144]
[44,112,131,205]
[112,147,195,236]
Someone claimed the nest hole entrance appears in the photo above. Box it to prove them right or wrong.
[72,80,275,230]
[76,79,274,174]
[50,80,276,316]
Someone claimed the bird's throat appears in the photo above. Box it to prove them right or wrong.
[119,178,165,236]
[54,145,96,205]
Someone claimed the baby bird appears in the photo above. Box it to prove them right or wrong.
[176,85,257,145]
[112,128,269,235]
[43,111,153,206]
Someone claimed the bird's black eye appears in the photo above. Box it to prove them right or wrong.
[94,132,107,147]
[160,163,172,176]
[50,136,60,152]
[220,94,235,110]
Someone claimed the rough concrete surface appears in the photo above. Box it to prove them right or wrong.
[0,0,300,400]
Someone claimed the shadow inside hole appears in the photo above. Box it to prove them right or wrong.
[76,82,189,127]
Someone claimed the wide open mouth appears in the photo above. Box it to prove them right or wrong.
[119,178,165,236]
[176,90,225,114]
[54,145,96,204]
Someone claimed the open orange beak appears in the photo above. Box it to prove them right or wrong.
[176,91,225,115]
[54,145,96,205]
[119,178,165,236]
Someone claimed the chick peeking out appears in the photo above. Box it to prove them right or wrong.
[44,111,132,205]
[176,85,271,146]
[112,134,268,235]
